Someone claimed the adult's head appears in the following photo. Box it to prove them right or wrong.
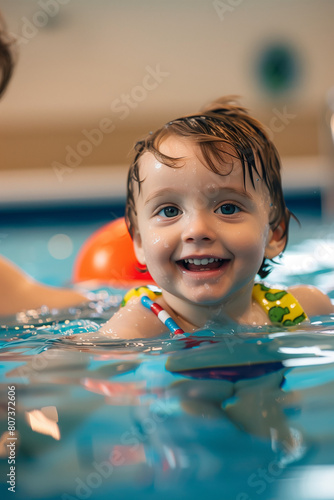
[0,13,14,97]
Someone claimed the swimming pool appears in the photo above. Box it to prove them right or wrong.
[0,206,334,500]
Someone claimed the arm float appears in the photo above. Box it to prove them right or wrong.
[141,295,185,338]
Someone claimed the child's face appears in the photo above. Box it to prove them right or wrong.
[132,135,284,311]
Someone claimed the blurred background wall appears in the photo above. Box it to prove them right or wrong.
[0,0,333,210]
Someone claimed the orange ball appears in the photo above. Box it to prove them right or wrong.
[72,217,155,286]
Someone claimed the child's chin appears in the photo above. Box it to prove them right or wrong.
[182,290,226,307]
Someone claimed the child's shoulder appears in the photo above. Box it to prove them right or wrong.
[99,294,167,340]
[288,285,334,317]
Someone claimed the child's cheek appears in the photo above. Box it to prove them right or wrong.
[142,229,170,273]
[232,225,268,259]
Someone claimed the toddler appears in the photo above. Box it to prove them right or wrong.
[1,97,333,337]
[98,97,333,338]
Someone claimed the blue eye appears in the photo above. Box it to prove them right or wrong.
[158,206,180,218]
[215,204,240,215]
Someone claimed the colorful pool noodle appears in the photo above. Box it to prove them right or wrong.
[141,295,185,336]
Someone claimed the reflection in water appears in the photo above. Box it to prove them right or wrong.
[1,317,334,499]
[25,406,60,440]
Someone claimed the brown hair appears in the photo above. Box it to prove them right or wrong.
[125,96,292,278]
[0,14,15,98]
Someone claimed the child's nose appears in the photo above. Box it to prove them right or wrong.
[182,213,216,243]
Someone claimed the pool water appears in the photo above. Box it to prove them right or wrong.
[0,214,334,500]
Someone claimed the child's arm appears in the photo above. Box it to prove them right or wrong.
[288,285,334,317]
[0,257,88,316]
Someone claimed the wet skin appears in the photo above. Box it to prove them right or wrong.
[132,135,285,328]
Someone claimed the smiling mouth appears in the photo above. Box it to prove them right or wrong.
[177,257,228,272]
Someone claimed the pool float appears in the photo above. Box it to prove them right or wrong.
[72,217,155,287]
[252,283,307,326]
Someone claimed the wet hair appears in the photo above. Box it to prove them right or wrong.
[125,96,292,278]
[0,14,15,98]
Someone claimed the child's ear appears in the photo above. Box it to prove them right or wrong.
[132,228,146,265]
[265,221,287,259]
